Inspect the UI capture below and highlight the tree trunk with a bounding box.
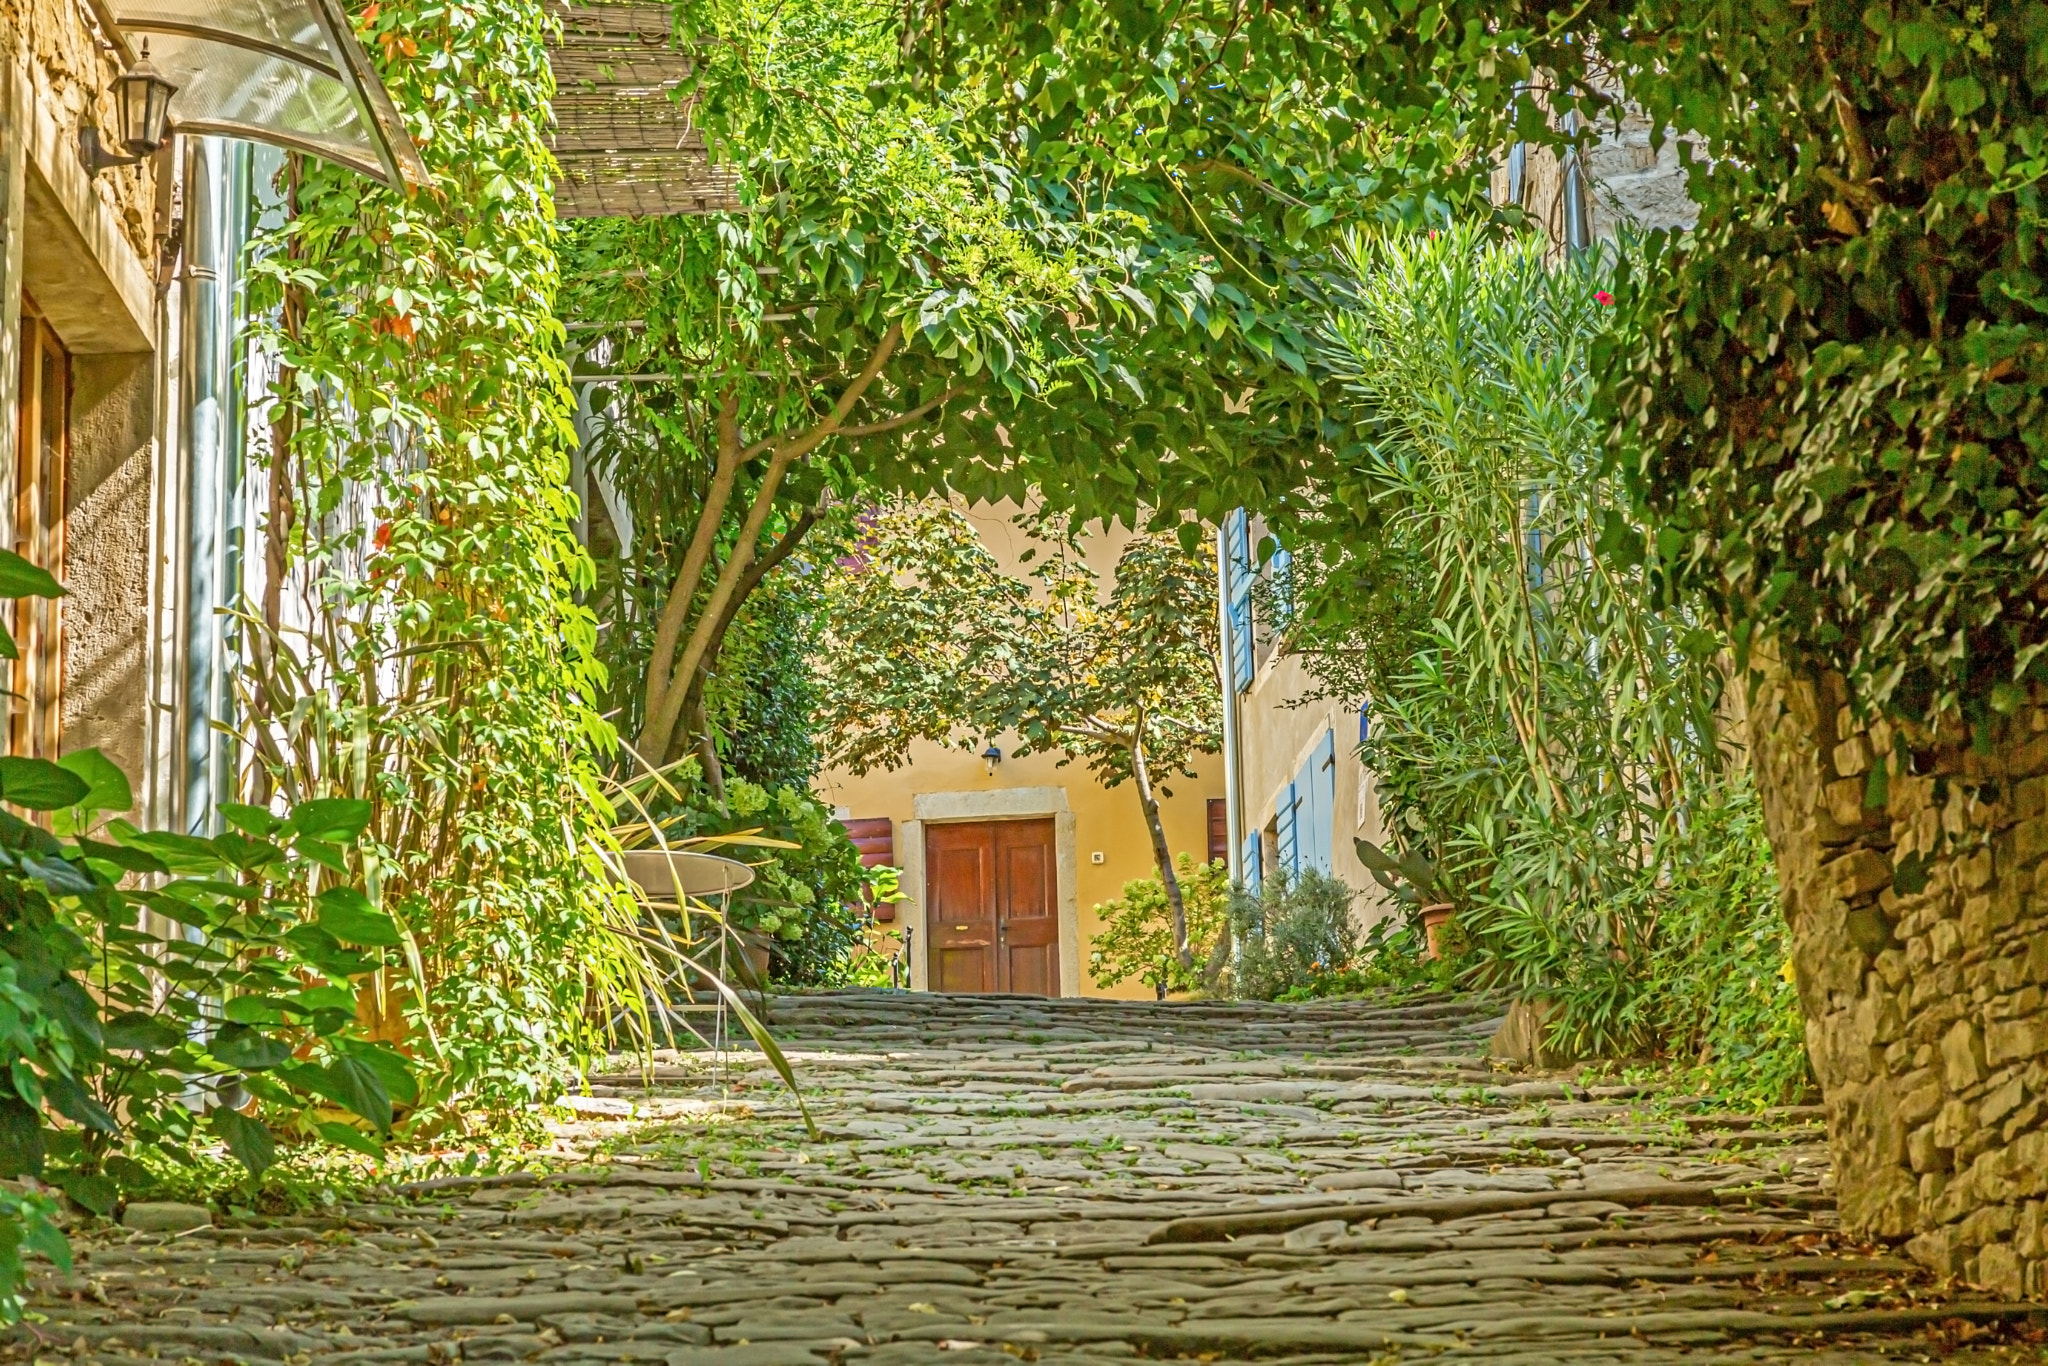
[1747,648,2048,1299]
[1129,736,1191,968]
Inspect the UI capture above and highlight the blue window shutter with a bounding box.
[1229,597,1254,692]
[1358,701,1370,746]
[1309,730,1336,874]
[1275,782,1299,875]
[1225,510,1255,692]
[1240,832,1263,895]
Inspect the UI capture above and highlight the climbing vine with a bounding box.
[242,0,617,1103]
[1597,0,2048,730]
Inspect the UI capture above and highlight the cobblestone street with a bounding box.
[11,992,2046,1365]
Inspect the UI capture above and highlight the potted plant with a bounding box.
[1354,838,1456,959]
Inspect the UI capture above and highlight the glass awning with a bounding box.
[94,0,428,188]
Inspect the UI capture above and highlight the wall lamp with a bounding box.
[982,743,1003,776]
[80,43,178,175]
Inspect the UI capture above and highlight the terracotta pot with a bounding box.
[1420,903,1456,960]
[730,928,773,985]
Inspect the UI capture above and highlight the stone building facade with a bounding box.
[1751,662,2048,1298]
[1,0,164,800]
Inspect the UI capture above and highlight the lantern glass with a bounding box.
[116,51,177,156]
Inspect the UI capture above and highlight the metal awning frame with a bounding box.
[82,0,430,189]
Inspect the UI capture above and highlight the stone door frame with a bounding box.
[899,786,1080,997]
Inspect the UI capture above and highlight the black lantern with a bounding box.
[79,42,178,174]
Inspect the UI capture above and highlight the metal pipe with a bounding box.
[1562,110,1592,253]
[178,135,223,833]
[177,136,249,833]
[1216,519,1243,884]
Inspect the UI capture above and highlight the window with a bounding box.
[12,297,67,760]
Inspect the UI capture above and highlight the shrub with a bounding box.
[1088,855,1230,997]
[1225,869,1362,1002]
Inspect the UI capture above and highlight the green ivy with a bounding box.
[1599,0,2048,726]
[241,0,614,1103]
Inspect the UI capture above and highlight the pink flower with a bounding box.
[1595,290,1615,306]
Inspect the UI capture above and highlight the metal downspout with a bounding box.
[1562,110,1593,254]
[1216,520,1243,884]
[178,137,249,833]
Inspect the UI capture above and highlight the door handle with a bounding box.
[953,925,969,931]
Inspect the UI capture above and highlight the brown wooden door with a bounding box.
[926,818,1059,995]
[12,297,66,761]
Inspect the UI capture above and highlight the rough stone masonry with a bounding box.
[1752,661,2048,1299]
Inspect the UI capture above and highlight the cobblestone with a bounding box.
[8,990,2047,1364]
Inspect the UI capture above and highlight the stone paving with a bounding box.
[10,990,2048,1366]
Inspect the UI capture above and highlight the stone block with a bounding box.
[1929,919,1963,963]
[121,1202,211,1233]
[1958,848,1995,891]
[1987,1015,2043,1068]
[2020,1201,2047,1259]
[1907,1226,1959,1276]
[1899,1069,1943,1126]
[1827,848,1895,902]
[1981,1076,2027,1127]
[1943,1019,1988,1090]
[1908,1123,1943,1174]
[2018,776,2048,821]
[1974,1241,2025,1298]
[1824,778,1874,834]
[1835,734,1873,777]
[1934,1098,1973,1150]
[2018,816,2048,867]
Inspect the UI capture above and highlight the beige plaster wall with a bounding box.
[817,739,1223,1001]
[1232,647,1394,927]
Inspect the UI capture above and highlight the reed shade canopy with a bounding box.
[546,0,740,218]
[86,0,427,186]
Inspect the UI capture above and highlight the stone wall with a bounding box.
[1749,655,2048,1298]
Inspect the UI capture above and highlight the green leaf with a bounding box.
[0,758,90,812]
[286,799,373,845]
[211,1108,276,1180]
[102,1012,187,1054]
[314,1120,384,1160]
[1944,75,1986,118]
[54,750,132,819]
[338,1040,418,1107]
[313,888,403,947]
[0,550,63,600]
[283,1058,392,1132]
[41,1072,116,1133]
[222,995,291,1026]
[112,826,224,874]
[0,1096,44,1177]
[51,1171,117,1216]
[217,803,284,838]
[207,1023,292,1071]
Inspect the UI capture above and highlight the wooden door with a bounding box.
[11,298,66,760]
[925,818,1059,995]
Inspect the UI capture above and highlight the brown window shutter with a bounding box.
[838,816,895,868]
[1207,799,1228,866]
